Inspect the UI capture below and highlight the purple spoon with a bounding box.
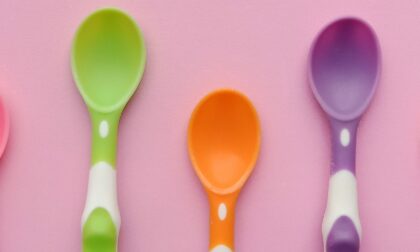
[309,18,380,252]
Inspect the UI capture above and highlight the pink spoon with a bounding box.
[0,98,9,158]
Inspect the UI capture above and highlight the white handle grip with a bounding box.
[82,161,120,230]
[322,170,361,252]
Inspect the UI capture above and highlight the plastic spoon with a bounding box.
[188,89,260,252]
[309,18,380,252]
[71,8,146,252]
[0,98,9,159]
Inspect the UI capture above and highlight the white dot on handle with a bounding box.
[99,120,109,138]
[218,203,227,221]
[211,245,232,252]
[340,128,350,147]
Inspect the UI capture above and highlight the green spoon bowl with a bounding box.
[71,8,146,252]
[72,8,146,112]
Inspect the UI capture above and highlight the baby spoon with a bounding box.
[71,8,146,252]
[0,98,9,159]
[188,89,260,252]
[309,18,380,252]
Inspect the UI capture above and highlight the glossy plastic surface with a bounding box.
[0,98,9,159]
[72,8,146,112]
[309,18,380,121]
[188,89,260,194]
[188,89,260,251]
[71,8,146,252]
[309,18,380,252]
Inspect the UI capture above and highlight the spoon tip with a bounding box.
[71,7,146,113]
[309,17,381,121]
[188,89,260,195]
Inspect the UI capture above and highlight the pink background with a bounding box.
[0,0,419,251]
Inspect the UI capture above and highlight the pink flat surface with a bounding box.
[0,0,419,251]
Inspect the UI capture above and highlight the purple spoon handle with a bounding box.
[322,119,362,252]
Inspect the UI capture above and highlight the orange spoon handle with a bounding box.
[208,192,238,252]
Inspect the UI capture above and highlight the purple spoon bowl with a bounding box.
[309,18,380,252]
[309,17,380,121]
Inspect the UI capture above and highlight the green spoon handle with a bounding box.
[82,110,122,252]
[90,110,122,166]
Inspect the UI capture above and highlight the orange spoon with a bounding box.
[188,89,260,252]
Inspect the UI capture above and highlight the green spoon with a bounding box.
[71,8,146,252]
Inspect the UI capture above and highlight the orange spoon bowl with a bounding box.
[188,89,260,252]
